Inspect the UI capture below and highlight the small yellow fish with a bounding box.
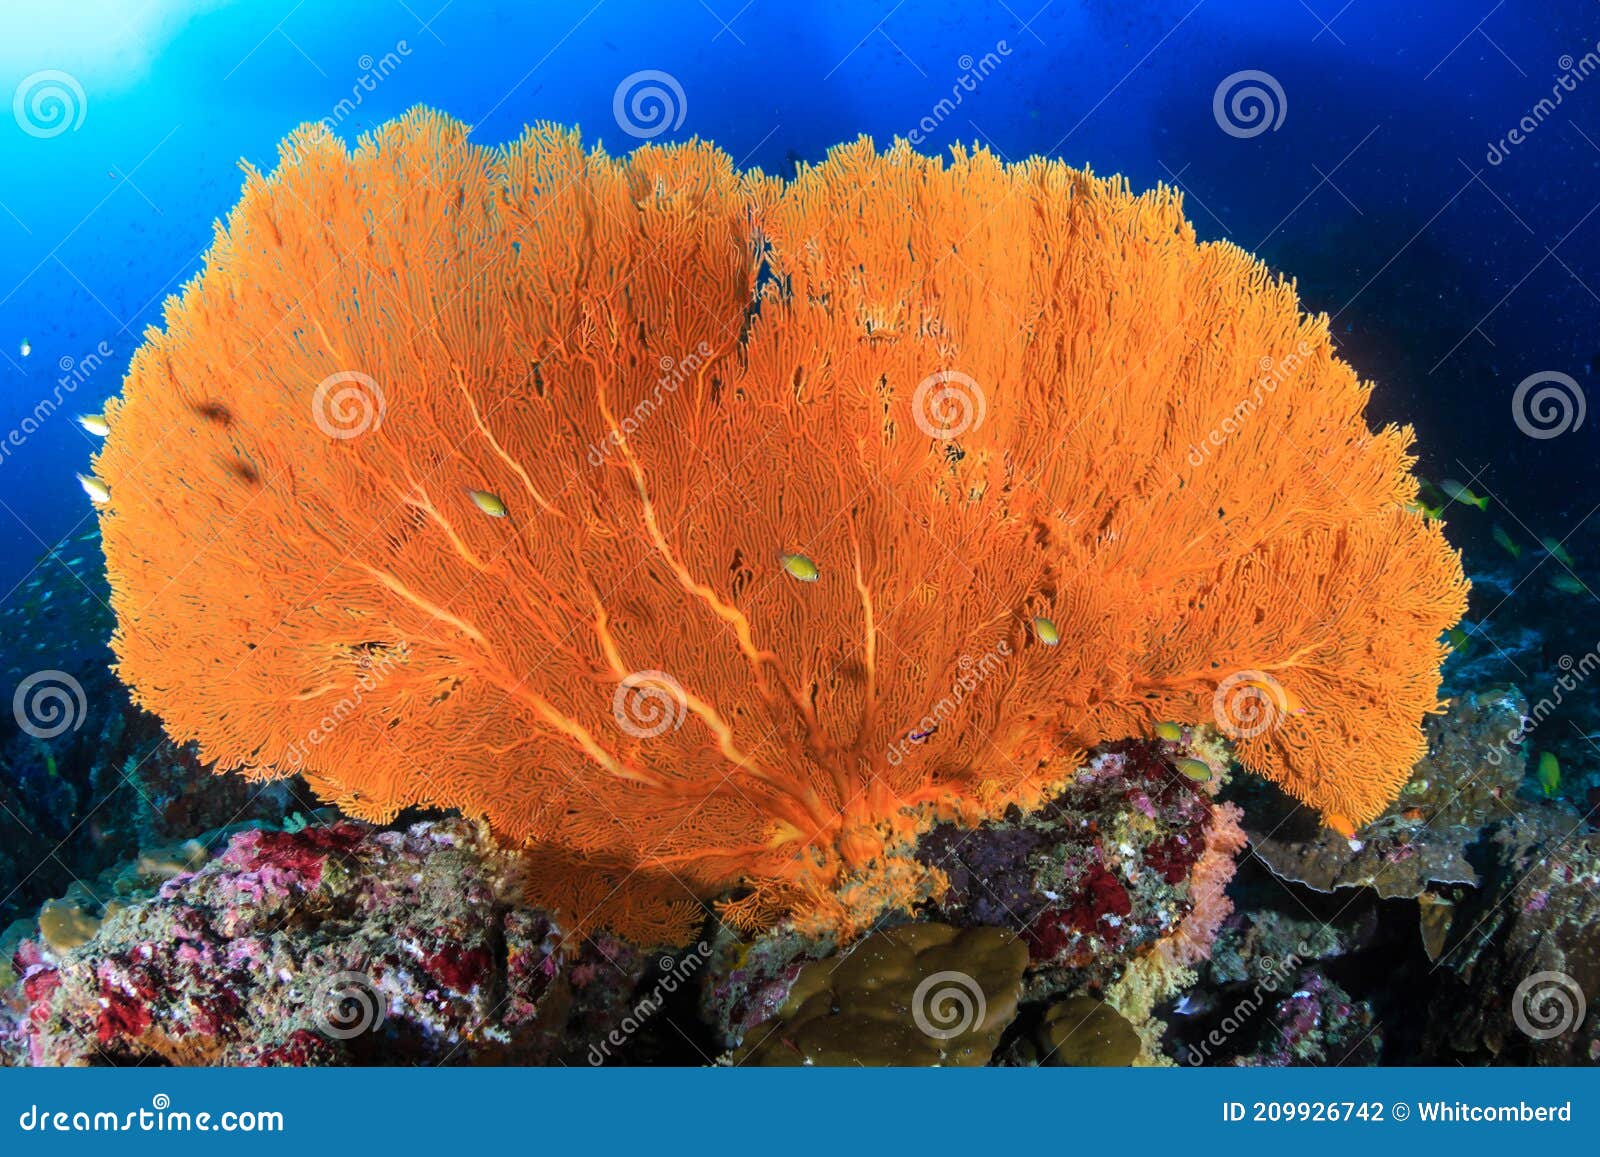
[1444,626,1474,654]
[75,472,110,505]
[1440,479,1488,510]
[19,338,30,358]
[1541,536,1575,567]
[1537,751,1560,798]
[779,553,819,582]
[76,413,109,437]
[1325,812,1356,839]
[1153,721,1183,742]
[467,489,507,518]
[1550,573,1589,596]
[1173,757,1211,783]
[1032,616,1059,646]
[1491,524,1521,560]
[1406,500,1445,521]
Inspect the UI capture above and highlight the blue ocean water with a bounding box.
[1,0,1597,598]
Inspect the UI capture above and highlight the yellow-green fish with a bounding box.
[1153,721,1183,742]
[76,413,109,437]
[467,489,507,518]
[1550,573,1589,596]
[779,553,819,583]
[1541,536,1575,567]
[75,472,110,505]
[1033,616,1059,646]
[1444,626,1474,655]
[1538,751,1560,798]
[1491,524,1521,560]
[1173,757,1212,783]
[1440,479,1488,510]
[1406,500,1444,521]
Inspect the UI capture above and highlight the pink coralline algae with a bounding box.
[0,818,647,1066]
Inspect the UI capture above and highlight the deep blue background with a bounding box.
[1,0,1596,600]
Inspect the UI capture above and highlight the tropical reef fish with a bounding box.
[1541,536,1575,567]
[1549,573,1589,596]
[1153,721,1183,741]
[467,489,507,517]
[1406,500,1444,521]
[75,473,110,505]
[1537,751,1560,798]
[76,413,110,437]
[779,552,819,582]
[1173,757,1211,782]
[1439,479,1488,510]
[1444,626,1474,655]
[1033,616,1059,646]
[1491,524,1521,560]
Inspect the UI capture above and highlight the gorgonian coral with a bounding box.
[96,109,1466,943]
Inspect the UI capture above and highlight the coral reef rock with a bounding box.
[1,817,646,1066]
[1424,811,1600,1064]
[726,923,1028,1066]
[1245,685,1528,899]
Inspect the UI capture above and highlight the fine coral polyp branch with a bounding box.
[97,108,1466,944]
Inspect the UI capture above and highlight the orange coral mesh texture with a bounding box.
[97,109,1467,945]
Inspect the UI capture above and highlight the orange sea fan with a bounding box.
[95,109,1466,944]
